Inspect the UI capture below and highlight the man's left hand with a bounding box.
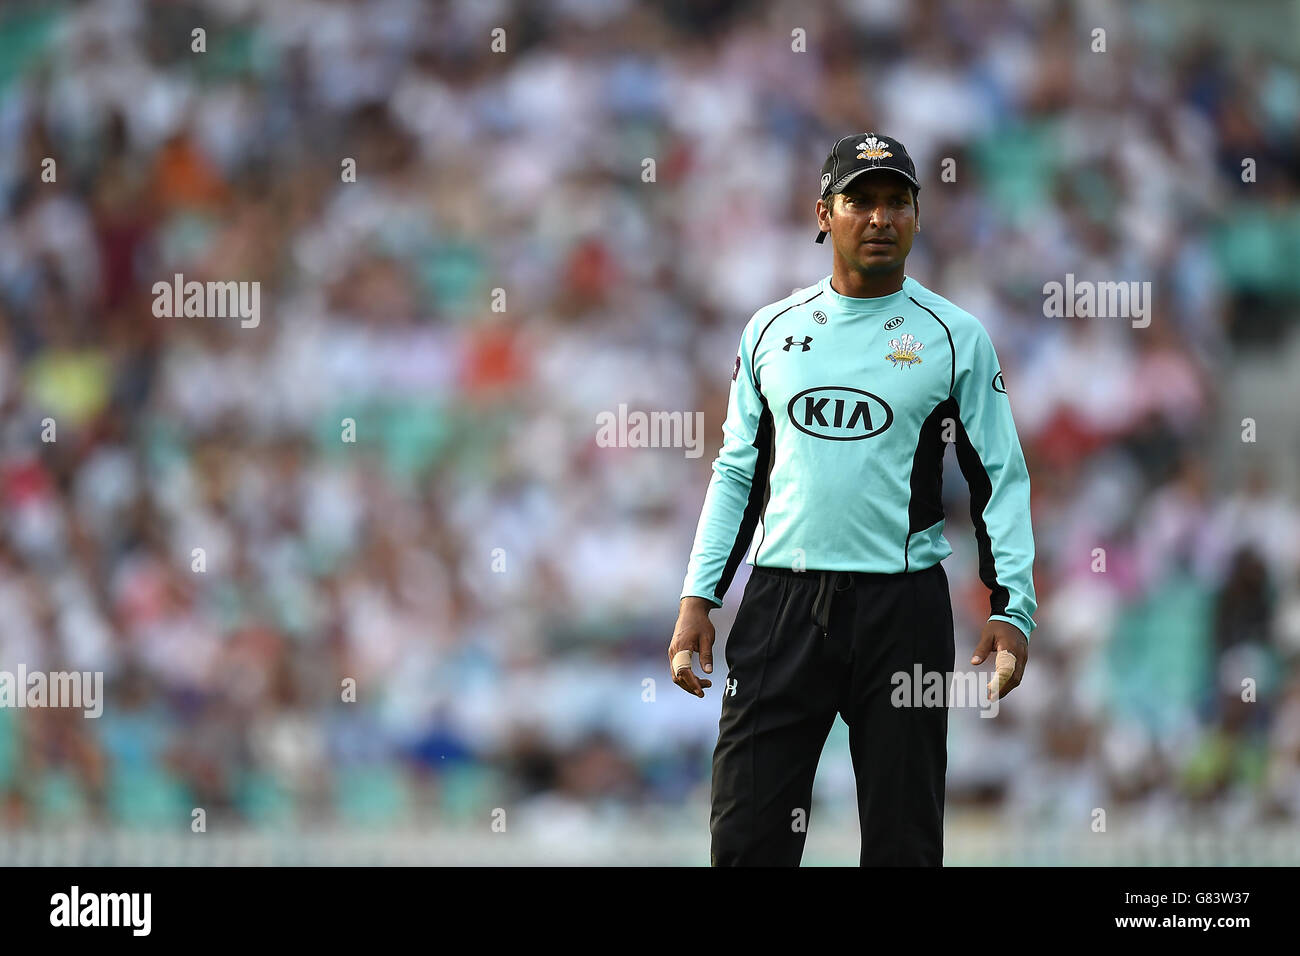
[971,620,1029,700]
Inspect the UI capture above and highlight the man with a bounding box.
[669,133,1037,866]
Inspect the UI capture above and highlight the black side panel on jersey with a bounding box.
[905,397,958,570]
[716,401,775,600]
[752,400,779,563]
[950,405,1010,617]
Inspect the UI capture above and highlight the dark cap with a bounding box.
[815,133,919,243]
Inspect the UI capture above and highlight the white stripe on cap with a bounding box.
[828,134,854,193]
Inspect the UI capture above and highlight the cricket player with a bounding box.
[669,133,1037,866]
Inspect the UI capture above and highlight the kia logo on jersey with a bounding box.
[787,386,894,440]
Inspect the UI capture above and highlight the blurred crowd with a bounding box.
[1,0,1299,840]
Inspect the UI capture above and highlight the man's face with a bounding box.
[817,172,918,275]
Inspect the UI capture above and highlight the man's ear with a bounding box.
[913,193,920,232]
[816,196,831,231]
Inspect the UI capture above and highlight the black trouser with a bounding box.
[709,562,955,866]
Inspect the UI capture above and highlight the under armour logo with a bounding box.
[726,678,738,696]
[784,336,812,352]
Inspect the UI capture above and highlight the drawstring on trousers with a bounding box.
[810,571,854,638]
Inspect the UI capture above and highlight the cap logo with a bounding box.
[856,135,892,160]
[820,172,832,193]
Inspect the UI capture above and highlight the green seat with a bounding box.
[0,709,16,790]
[34,769,88,823]
[108,767,192,827]
[334,765,411,826]
[235,770,296,825]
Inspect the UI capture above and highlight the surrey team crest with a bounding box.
[885,333,924,368]
[857,135,893,160]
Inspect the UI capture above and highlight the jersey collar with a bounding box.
[820,274,912,314]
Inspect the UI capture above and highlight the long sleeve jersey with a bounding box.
[681,273,1037,641]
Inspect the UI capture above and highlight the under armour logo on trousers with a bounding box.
[726,679,738,696]
[784,336,812,352]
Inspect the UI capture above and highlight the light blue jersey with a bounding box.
[681,274,1037,640]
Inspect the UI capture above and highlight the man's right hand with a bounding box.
[669,596,716,698]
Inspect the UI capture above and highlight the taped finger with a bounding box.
[988,649,1017,696]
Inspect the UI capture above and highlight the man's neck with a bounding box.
[831,262,905,299]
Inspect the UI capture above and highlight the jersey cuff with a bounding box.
[680,589,723,609]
